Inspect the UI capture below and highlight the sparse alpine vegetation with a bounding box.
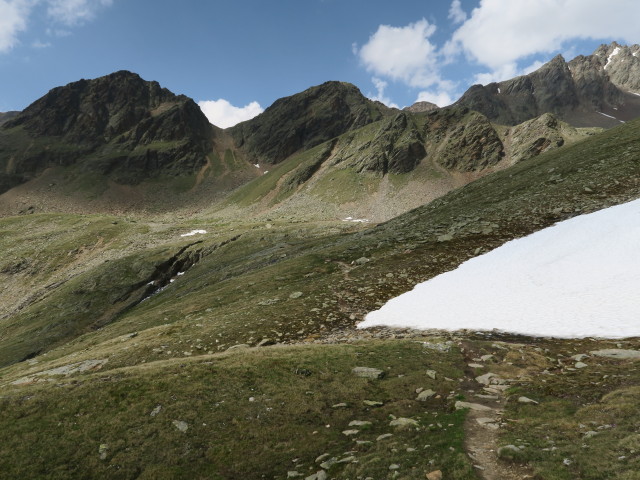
[1,42,640,479]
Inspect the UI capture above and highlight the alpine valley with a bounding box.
[1,43,639,480]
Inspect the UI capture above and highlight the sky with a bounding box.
[359,198,640,339]
[1,0,640,128]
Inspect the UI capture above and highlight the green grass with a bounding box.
[0,340,476,480]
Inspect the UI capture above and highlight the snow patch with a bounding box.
[359,199,640,339]
[497,87,501,94]
[343,217,370,223]
[254,163,260,168]
[597,111,624,123]
[632,92,640,97]
[605,46,621,69]
[180,229,207,237]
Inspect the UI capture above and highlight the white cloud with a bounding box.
[367,77,399,108]
[450,0,640,72]
[0,0,113,53]
[198,99,263,128]
[448,0,467,24]
[46,0,113,26]
[0,0,32,53]
[357,19,443,89]
[416,90,454,108]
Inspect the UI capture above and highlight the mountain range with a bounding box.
[1,42,640,480]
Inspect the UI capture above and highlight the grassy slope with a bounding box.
[0,119,639,478]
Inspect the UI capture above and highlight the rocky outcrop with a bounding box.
[0,111,18,125]
[403,101,439,113]
[0,71,213,188]
[455,43,640,127]
[423,108,505,171]
[229,81,393,165]
[505,113,577,164]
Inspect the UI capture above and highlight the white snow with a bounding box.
[633,92,640,97]
[359,199,640,339]
[180,229,207,237]
[605,46,621,69]
[597,111,624,123]
[343,217,370,223]
[497,87,501,94]
[254,163,260,168]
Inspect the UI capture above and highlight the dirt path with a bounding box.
[461,346,535,480]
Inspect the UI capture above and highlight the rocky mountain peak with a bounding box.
[229,80,394,165]
[0,71,214,189]
[403,101,439,113]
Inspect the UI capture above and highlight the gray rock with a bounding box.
[355,257,370,265]
[468,363,485,368]
[315,453,330,464]
[498,445,520,456]
[389,417,419,429]
[575,361,588,369]
[348,420,372,427]
[342,429,360,436]
[475,372,503,385]
[389,464,400,470]
[352,367,385,379]
[289,291,303,299]
[416,389,436,401]
[332,403,348,408]
[227,344,250,351]
[518,396,539,404]
[590,349,640,359]
[319,457,337,470]
[287,472,302,478]
[363,400,384,407]
[377,433,394,441]
[172,420,189,433]
[426,370,437,379]
[98,443,109,460]
[455,401,493,411]
[150,405,162,417]
[480,354,494,362]
[305,471,327,480]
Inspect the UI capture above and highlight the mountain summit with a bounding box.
[1,71,213,191]
[455,42,640,127]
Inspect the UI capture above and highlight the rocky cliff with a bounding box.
[229,81,394,165]
[455,42,640,128]
[0,71,213,190]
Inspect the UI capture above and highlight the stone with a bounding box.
[98,443,109,460]
[498,445,520,456]
[319,458,337,470]
[591,349,640,359]
[352,367,385,379]
[518,396,539,404]
[355,257,370,265]
[416,389,436,401]
[289,291,303,299]
[227,344,250,351]
[377,433,394,441]
[348,420,372,427]
[475,372,502,385]
[390,417,419,429]
[172,420,189,433]
[337,456,356,464]
[455,401,493,411]
[468,363,485,368]
[257,338,275,347]
[332,403,348,409]
[287,471,302,478]
[150,405,162,417]
[426,470,443,480]
[305,471,327,480]
[571,354,589,361]
[426,370,437,379]
[315,454,330,464]
[480,354,494,362]
[575,362,588,369]
[389,464,400,470]
[363,400,384,407]
[342,429,360,436]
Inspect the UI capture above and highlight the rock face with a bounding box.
[229,81,393,165]
[0,111,18,125]
[0,71,213,190]
[505,113,579,164]
[403,101,439,113]
[455,42,640,127]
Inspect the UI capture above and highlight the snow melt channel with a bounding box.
[359,199,640,338]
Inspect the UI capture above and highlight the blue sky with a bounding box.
[1,0,639,127]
